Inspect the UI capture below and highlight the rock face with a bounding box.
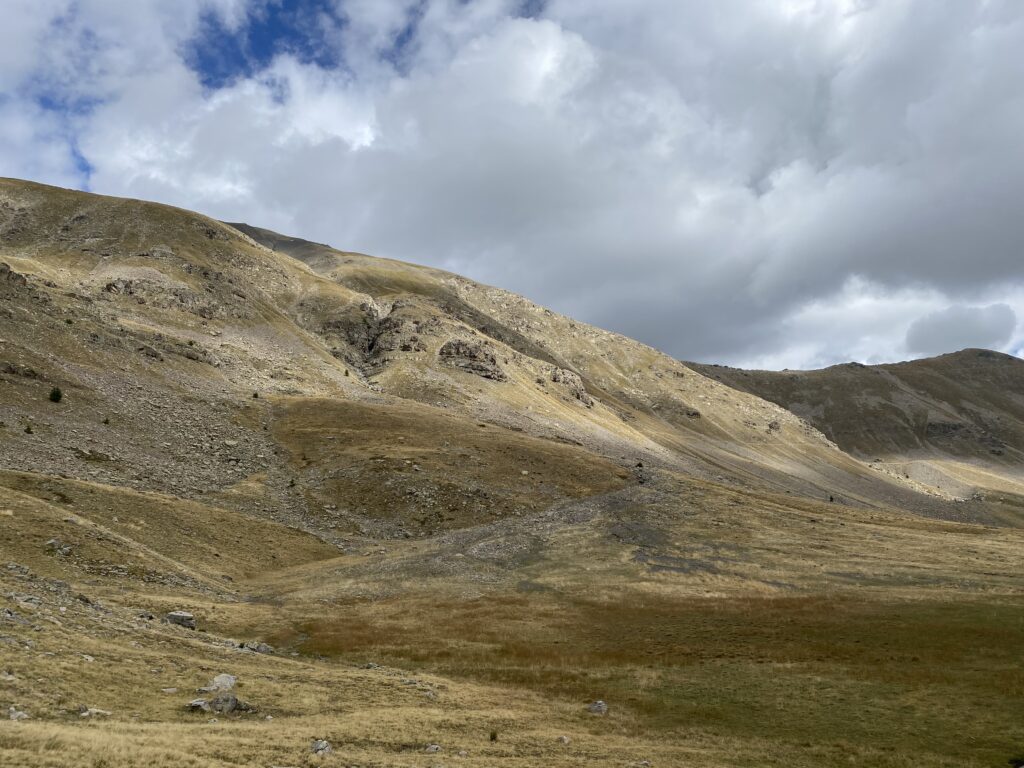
[165,610,196,630]
[550,367,593,406]
[0,262,27,288]
[438,339,506,381]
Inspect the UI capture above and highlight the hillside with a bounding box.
[2,178,1024,768]
[691,352,1024,506]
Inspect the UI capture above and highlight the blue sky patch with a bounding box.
[516,0,547,19]
[379,1,427,73]
[182,0,345,89]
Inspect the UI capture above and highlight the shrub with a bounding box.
[49,387,63,403]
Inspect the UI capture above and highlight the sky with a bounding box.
[2,0,1023,369]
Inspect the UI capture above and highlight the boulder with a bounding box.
[188,693,250,715]
[8,706,29,721]
[211,674,236,691]
[311,739,332,755]
[208,693,239,714]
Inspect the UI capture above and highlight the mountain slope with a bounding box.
[2,176,963,526]
[4,178,1024,768]
[691,350,1024,506]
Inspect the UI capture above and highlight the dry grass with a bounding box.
[277,592,1024,762]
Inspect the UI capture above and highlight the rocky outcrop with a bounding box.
[317,298,438,374]
[165,610,196,630]
[550,367,593,406]
[438,339,506,381]
[101,276,232,320]
[0,262,27,289]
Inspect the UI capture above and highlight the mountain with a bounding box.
[691,352,1024,514]
[2,178,1023,768]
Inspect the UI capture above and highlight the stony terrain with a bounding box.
[2,178,1023,767]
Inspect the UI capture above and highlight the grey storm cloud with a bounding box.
[2,0,1024,368]
[905,304,1017,358]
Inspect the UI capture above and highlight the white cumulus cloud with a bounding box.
[2,0,1024,369]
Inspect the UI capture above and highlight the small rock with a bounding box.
[557,735,571,745]
[188,698,211,713]
[44,539,72,556]
[425,744,441,753]
[8,706,29,721]
[311,739,332,755]
[78,706,112,718]
[587,700,609,715]
[165,610,196,630]
[161,688,178,694]
[240,640,273,654]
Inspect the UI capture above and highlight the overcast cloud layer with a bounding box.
[2,0,1023,368]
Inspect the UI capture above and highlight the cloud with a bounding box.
[2,0,1024,368]
[905,304,1017,358]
